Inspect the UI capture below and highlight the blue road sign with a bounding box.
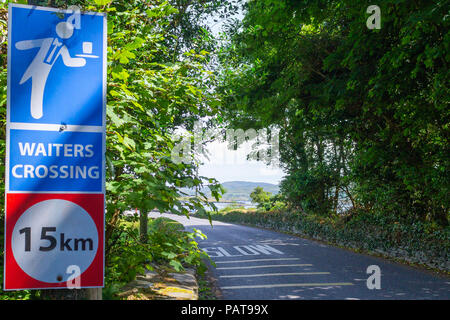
[9,129,103,192]
[8,4,105,126]
[6,4,106,193]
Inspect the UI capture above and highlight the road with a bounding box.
[149,212,450,300]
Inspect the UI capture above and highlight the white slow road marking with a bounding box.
[216,264,312,270]
[220,272,331,278]
[215,258,300,264]
[221,283,354,290]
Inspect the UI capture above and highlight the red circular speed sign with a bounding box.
[4,193,104,290]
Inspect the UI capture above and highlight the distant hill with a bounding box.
[181,181,279,202]
[221,181,279,201]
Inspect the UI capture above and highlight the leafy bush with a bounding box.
[104,216,210,298]
[220,205,252,213]
[250,187,272,207]
[149,217,185,234]
[147,217,209,272]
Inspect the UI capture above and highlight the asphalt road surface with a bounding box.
[148,212,450,300]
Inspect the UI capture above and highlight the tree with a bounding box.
[250,187,271,208]
[218,0,449,225]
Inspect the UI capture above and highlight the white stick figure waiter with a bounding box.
[15,12,97,119]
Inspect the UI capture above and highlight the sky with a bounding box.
[198,139,285,185]
[195,5,285,185]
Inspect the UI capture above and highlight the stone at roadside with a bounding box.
[117,267,198,300]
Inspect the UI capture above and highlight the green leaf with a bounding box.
[106,107,124,127]
[94,0,112,6]
[169,260,183,271]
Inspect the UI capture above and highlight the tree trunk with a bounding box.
[139,209,148,243]
[315,138,326,214]
[40,288,102,300]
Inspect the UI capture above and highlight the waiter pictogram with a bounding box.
[15,13,98,119]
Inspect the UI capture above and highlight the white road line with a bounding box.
[221,283,354,290]
[216,264,312,270]
[215,258,300,264]
[220,272,330,278]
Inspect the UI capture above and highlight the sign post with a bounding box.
[4,4,106,292]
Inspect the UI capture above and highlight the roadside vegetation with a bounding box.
[218,0,449,231]
[103,216,209,299]
[0,0,238,300]
[201,1,450,273]
[195,187,450,273]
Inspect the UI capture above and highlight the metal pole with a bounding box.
[25,0,102,300]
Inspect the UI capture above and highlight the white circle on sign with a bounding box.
[11,199,98,284]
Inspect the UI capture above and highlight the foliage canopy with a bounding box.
[218,0,449,226]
